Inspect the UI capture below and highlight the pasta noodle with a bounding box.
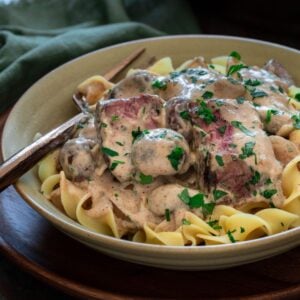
[37,52,300,247]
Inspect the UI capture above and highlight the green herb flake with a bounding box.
[265,178,272,185]
[227,64,248,76]
[227,229,237,243]
[179,110,190,120]
[178,188,190,204]
[266,109,279,124]
[231,121,255,137]
[295,93,300,101]
[165,209,171,222]
[111,115,119,122]
[270,201,276,208]
[261,189,277,199]
[207,220,222,230]
[236,96,245,104]
[209,64,215,69]
[229,143,237,148]
[292,114,300,129]
[240,227,245,233]
[167,146,184,171]
[202,91,214,99]
[229,51,241,60]
[197,101,216,124]
[189,193,205,208]
[139,173,153,185]
[250,89,268,99]
[213,189,228,201]
[218,125,227,135]
[101,147,119,157]
[132,127,149,143]
[100,122,107,128]
[152,79,167,90]
[116,141,124,146]
[109,160,125,171]
[215,155,224,167]
[249,170,260,185]
[244,79,261,86]
[239,141,256,162]
[182,218,191,225]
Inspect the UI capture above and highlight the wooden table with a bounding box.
[1,107,300,300]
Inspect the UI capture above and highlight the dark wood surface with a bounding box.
[1,109,300,299]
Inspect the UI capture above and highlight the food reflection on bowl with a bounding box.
[2,35,300,270]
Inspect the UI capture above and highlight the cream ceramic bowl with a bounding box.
[2,35,300,270]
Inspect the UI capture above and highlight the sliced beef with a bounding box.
[95,94,165,182]
[189,99,284,208]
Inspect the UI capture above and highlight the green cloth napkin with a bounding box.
[0,0,200,113]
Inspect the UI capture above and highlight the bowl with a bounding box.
[2,35,300,270]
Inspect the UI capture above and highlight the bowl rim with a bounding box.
[2,34,300,255]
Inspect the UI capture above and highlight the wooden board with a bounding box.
[1,108,300,299]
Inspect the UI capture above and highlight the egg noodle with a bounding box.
[38,54,300,246]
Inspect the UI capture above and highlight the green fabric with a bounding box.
[0,0,200,113]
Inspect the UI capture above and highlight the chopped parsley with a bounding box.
[244,79,261,86]
[250,89,268,99]
[152,79,167,90]
[218,125,227,135]
[202,91,214,99]
[207,220,222,230]
[292,114,300,129]
[265,178,272,185]
[215,155,224,167]
[182,218,191,225]
[231,121,255,137]
[197,101,216,124]
[295,93,300,101]
[236,96,245,104]
[109,160,125,171]
[111,115,119,122]
[167,146,184,171]
[260,189,277,199]
[131,127,149,143]
[213,189,228,201]
[266,109,279,124]
[227,64,248,76]
[165,209,171,222]
[101,147,119,157]
[178,188,215,214]
[100,122,107,128]
[249,170,260,185]
[179,110,190,120]
[116,141,124,146]
[240,227,245,233]
[139,173,153,185]
[227,229,237,243]
[239,142,256,162]
[229,51,241,60]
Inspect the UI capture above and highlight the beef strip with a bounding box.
[95,94,166,182]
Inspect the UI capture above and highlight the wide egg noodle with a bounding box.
[76,194,120,238]
[38,149,59,183]
[41,173,61,198]
[147,57,174,75]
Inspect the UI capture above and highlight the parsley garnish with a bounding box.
[266,109,279,124]
[139,173,153,185]
[215,155,224,167]
[197,101,216,124]
[101,147,119,157]
[202,91,214,99]
[292,114,300,129]
[265,178,272,185]
[109,160,125,171]
[249,170,260,185]
[179,110,190,120]
[250,89,268,99]
[244,79,261,86]
[100,122,107,128]
[182,218,191,225]
[111,115,119,122]
[236,96,245,104]
[218,125,227,135]
[240,227,245,233]
[131,127,149,143]
[165,209,171,222]
[116,141,124,146]
[231,121,255,137]
[152,79,167,90]
[260,189,277,199]
[229,51,241,60]
[213,189,228,201]
[295,93,300,101]
[178,189,215,214]
[227,64,248,76]
[207,220,222,230]
[239,142,256,162]
[167,146,184,171]
[227,229,237,243]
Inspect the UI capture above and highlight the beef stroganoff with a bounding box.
[38,52,300,246]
